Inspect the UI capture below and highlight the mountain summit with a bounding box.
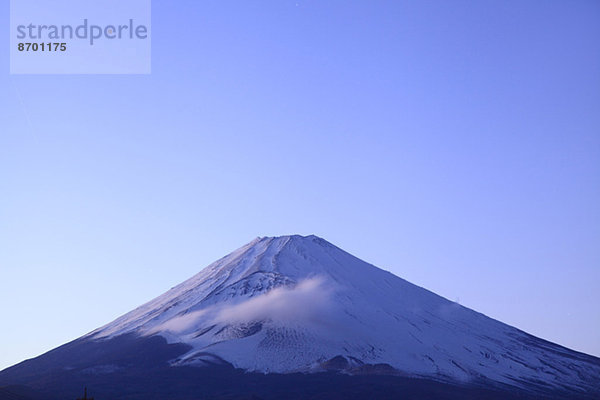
[1,235,599,399]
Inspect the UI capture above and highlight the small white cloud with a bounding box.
[213,276,333,325]
[146,277,335,336]
[150,309,209,334]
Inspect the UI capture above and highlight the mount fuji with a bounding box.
[1,235,598,400]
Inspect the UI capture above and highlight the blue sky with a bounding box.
[1,0,599,370]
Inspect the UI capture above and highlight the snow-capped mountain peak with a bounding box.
[86,235,599,392]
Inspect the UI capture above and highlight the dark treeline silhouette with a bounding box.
[76,387,93,400]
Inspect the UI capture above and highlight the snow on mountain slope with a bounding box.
[88,235,599,393]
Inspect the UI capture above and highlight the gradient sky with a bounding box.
[1,0,599,371]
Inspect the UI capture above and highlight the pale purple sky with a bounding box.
[1,0,599,370]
